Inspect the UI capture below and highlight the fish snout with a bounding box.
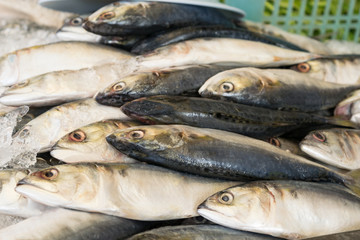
[16,179,28,186]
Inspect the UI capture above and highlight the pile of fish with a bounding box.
[2,0,360,239]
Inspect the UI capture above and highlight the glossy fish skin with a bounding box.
[131,25,306,54]
[334,89,360,124]
[136,38,320,71]
[0,169,51,218]
[199,68,360,112]
[290,57,360,85]
[84,2,240,36]
[127,224,280,240]
[51,120,140,163]
[0,62,137,107]
[120,95,353,138]
[300,128,360,170]
[95,65,239,107]
[16,163,239,220]
[0,41,134,87]
[106,124,351,185]
[14,98,129,153]
[265,137,307,157]
[198,181,360,239]
[0,208,150,240]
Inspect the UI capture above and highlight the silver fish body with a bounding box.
[14,98,129,153]
[127,224,280,240]
[0,41,134,87]
[136,38,319,71]
[198,181,360,239]
[0,208,150,240]
[15,163,240,220]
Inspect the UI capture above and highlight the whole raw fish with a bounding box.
[106,124,360,195]
[198,181,360,239]
[199,67,360,112]
[15,163,240,220]
[136,38,320,71]
[0,41,134,87]
[84,1,242,36]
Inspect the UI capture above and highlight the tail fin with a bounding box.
[345,169,360,196]
[326,116,359,129]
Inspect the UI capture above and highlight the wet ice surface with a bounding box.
[0,19,59,56]
[0,106,40,169]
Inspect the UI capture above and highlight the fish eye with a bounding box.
[296,63,311,73]
[112,82,126,92]
[218,192,234,205]
[17,126,30,138]
[69,130,86,142]
[40,168,59,180]
[268,137,281,147]
[312,132,326,142]
[99,11,115,20]
[220,82,234,92]
[71,17,83,25]
[128,130,145,139]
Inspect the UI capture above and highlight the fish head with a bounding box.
[51,120,137,163]
[57,15,101,42]
[95,72,156,107]
[290,60,324,80]
[198,184,272,230]
[334,90,360,120]
[106,125,187,156]
[0,53,19,87]
[84,2,151,35]
[199,68,273,99]
[0,170,28,206]
[120,96,176,124]
[300,129,351,167]
[15,165,97,207]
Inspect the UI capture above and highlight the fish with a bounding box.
[0,61,137,107]
[199,67,360,112]
[290,57,360,85]
[198,181,360,239]
[0,208,151,240]
[84,1,242,36]
[127,224,279,240]
[95,65,239,107]
[237,20,333,55]
[334,89,360,123]
[15,163,240,220]
[0,41,134,87]
[120,95,356,138]
[0,169,52,218]
[136,38,320,71]
[131,25,306,54]
[106,124,360,194]
[13,98,129,153]
[325,40,360,55]
[300,128,360,170]
[51,120,140,163]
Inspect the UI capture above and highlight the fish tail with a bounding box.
[345,169,360,196]
[326,117,359,129]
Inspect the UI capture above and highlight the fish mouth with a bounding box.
[106,134,133,155]
[16,180,58,194]
[83,21,133,36]
[95,92,135,107]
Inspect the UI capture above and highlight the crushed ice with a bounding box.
[0,106,40,169]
